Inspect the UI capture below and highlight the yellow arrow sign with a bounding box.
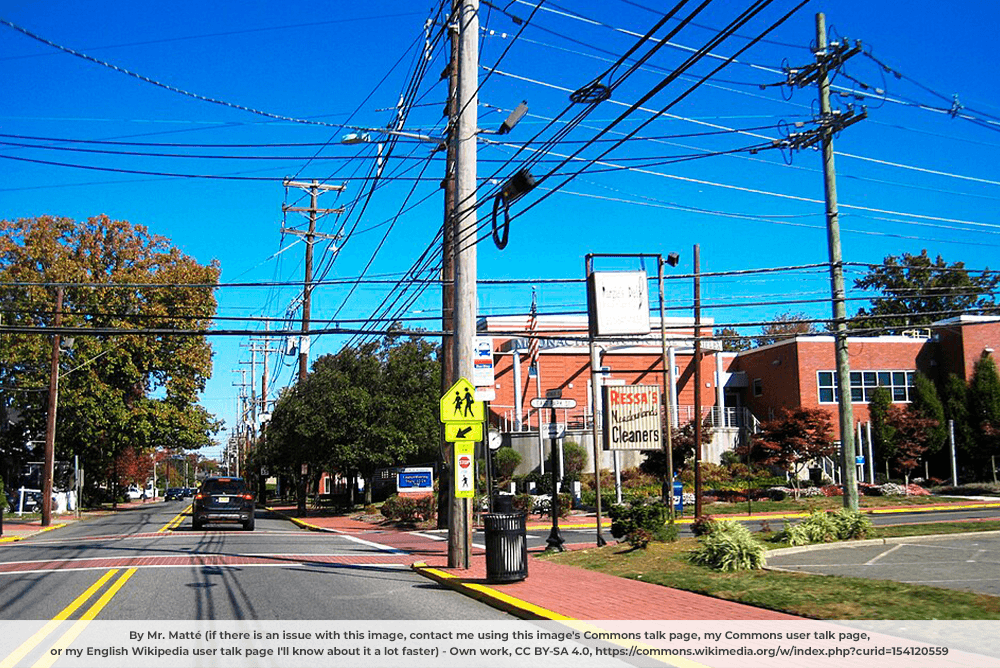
[445,421,483,443]
[439,377,484,423]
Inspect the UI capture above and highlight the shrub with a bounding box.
[781,509,873,545]
[609,500,670,548]
[689,520,766,571]
[781,510,838,546]
[493,447,522,481]
[690,514,718,537]
[379,494,435,522]
[932,483,1000,496]
[831,508,873,540]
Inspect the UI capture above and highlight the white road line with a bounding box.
[865,543,902,566]
[0,562,411,576]
[340,534,408,554]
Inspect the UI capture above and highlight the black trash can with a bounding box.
[483,495,527,583]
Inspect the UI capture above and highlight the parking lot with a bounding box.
[767,531,1000,596]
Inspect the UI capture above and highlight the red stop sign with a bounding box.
[458,455,471,469]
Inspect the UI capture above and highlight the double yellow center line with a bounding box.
[158,503,192,533]
[0,568,136,668]
[1,506,187,666]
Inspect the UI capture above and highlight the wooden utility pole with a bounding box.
[815,13,858,510]
[282,179,345,515]
[449,0,479,569]
[281,180,345,382]
[657,258,675,521]
[42,287,63,527]
[693,245,703,518]
[438,0,460,531]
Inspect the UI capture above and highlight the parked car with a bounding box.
[164,487,185,501]
[126,487,143,501]
[192,477,255,531]
[8,490,41,514]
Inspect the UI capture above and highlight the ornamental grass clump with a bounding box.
[781,510,839,546]
[831,508,873,540]
[781,509,873,546]
[688,520,766,572]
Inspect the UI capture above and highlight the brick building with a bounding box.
[478,314,1000,473]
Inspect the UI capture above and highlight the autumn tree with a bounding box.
[0,215,221,501]
[740,407,837,498]
[885,405,938,487]
[849,250,998,334]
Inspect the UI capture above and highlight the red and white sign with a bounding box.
[603,384,662,450]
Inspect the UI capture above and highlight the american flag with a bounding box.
[528,290,539,370]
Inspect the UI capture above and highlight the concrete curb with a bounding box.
[0,522,67,543]
[262,506,342,533]
[410,562,572,621]
[766,529,1000,557]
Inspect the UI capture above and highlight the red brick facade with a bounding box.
[480,315,1000,449]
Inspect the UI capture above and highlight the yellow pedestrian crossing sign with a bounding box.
[439,377,484,423]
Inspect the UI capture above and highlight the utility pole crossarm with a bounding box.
[282,181,346,192]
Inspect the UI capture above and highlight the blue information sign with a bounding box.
[397,467,434,492]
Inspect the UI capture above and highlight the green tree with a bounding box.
[849,250,998,334]
[717,327,751,352]
[969,354,1000,478]
[909,373,947,455]
[754,311,820,347]
[0,215,221,503]
[640,417,712,480]
[867,386,896,473]
[264,335,440,509]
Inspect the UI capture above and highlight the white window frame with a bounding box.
[817,369,915,404]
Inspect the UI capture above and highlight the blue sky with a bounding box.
[2,1,998,460]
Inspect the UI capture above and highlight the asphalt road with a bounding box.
[0,501,513,621]
[768,532,1000,596]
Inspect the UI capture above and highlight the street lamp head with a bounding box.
[666,252,680,267]
[340,132,371,145]
[497,101,529,135]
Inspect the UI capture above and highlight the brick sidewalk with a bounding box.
[268,506,801,621]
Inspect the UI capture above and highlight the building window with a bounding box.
[817,370,915,404]
[753,378,763,397]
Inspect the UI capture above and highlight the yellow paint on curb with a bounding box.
[411,562,571,620]
[411,563,709,668]
[0,523,66,544]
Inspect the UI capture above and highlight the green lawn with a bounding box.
[539,521,1000,619]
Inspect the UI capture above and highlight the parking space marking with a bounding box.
[864,543,902,566]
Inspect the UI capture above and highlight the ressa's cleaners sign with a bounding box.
[602,385,662,450]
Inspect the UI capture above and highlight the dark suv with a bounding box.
[192,477,255,531]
